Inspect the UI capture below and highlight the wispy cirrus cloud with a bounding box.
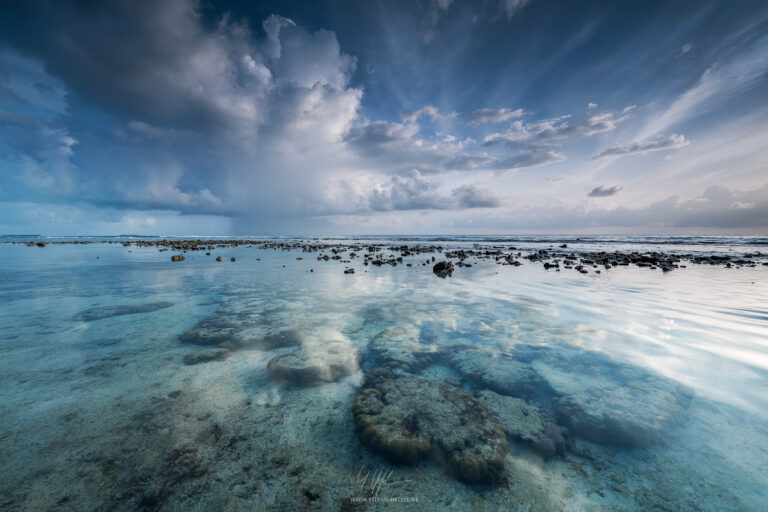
[592,134,689,160]
[465,107,524,124]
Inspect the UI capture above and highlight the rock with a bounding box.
[475,390,564,457]
[73,301,173,322]
[230,257,236,262]
[352,374,509,484]
[267,339,360,386]
[183,349,231,365]
[432,261,454,278]
[519,344,695,447]
[343,268,354,274]
[449,346,550,400]
[216,256,223,262]
[368,325,442,372]
[171,254,185,262]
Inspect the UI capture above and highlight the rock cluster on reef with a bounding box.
[352,369,509,484]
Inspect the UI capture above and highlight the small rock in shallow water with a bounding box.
[171,254,185,262]
[352,373,509,484]
[432,260,454,278]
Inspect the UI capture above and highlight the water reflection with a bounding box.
[0,242,766,510]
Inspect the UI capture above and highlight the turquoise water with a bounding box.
[0,239,766,510]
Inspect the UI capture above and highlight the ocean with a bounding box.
[0,235,766,510]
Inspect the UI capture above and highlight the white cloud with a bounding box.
[465,107,524,123]
[592,134,689,160]
[502,0,532,19]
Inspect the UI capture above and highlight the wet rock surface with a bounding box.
[73,302,173,322]
[352,370,509,484]
[432,260,454,277]
[267,339,360,386]
[475,389,565,457]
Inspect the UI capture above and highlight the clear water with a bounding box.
[0,237,766,511]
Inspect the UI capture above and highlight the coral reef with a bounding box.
[267,339,360,386]
[352,371,509,484]
[475,389,565,457]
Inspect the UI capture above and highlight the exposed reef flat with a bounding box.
[73,301,173,322]
[10,237,768,275]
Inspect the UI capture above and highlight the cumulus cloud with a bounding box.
[465,108,524,123]
[485,110,630,146]
[592,134,689,160]
[367,170,500,211]
[588,185,623,197]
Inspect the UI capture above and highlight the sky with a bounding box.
[1,0,767,235]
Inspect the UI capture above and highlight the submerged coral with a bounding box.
[267,339,360,386]
[475,389,565,457]
[368,325,442,372]
[352,371,509,484]
[450,343,694,448]
[73,302,173,322]
[449,346,550,400]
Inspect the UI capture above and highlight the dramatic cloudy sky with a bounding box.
[1,0,767,235]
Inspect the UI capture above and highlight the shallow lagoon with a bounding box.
[0,238,767,510]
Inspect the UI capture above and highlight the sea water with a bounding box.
[0,236,766,510]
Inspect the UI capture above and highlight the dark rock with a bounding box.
[216,256,223,262]
[432,261,454,278]
[171,254,185,262]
